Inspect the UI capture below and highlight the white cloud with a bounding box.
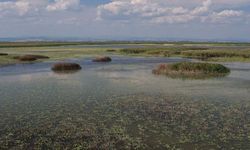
[46,0,80,12]
[204,10,244,23]
[215,10,243,17]
[97,0,248,24]
[191,0,211,15]
[0,0,80,16]
[0,0,48,16]
[0,1,30,16]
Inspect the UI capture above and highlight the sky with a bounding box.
[0,0,250,41]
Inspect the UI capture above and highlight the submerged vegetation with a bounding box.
[0,93,249,149]
[153,62,230,79]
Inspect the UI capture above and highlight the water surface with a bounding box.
[0,56,249,149]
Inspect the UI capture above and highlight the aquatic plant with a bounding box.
[51,62,82,72]
[153,62,230,79]
[92,56,112,62]
[0,87,249,149]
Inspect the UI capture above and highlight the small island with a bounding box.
[51,62,82,73]
[92,56,112,62]
[153,62,230,79]
[14,55,50,62]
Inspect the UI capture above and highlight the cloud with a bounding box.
[204,10,244,23]
[0,0,81,16]
[97,0,248,24]
[0,0,48,16]
[191,0,211,15]
[0,1,30,16]
[46,0,80,12]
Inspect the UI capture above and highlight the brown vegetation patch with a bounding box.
[52,62,82,72]
[14,55,50,61]
[92,56,112,62]
[0,53,8,56]
[153,62,230,79]
[106,49,116,52]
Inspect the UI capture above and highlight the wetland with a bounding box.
[0,42,250,149]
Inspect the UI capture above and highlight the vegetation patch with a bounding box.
[120,49,147,54]
[118,46,250,62]
[153,62,230,79]
[51,62,82,73]
[92,56,112,62]
[0,53,8,56]
[14,55,50,62]
[106,49,117,52]
[181,50,250,59]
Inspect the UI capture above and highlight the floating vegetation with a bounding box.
[92,56,112,62]
[51,62,82,73]
[153,62,230,79]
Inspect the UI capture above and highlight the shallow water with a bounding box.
[1,56,249,102]
[0,56,250,149]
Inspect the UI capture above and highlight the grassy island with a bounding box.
[153,62,230,79]
[52,62,82,73]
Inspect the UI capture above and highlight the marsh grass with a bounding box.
[181,50,250,59]
[118,45,250,62]
[153,62,230,79]
[51,62,82,72]
[13,55,50,62]
[1,42,250,66]
[0,46,108,66]
[92,56,112,62]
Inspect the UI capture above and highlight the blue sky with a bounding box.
[0,0,250,41]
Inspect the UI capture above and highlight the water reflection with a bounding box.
[52,69,81,74]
